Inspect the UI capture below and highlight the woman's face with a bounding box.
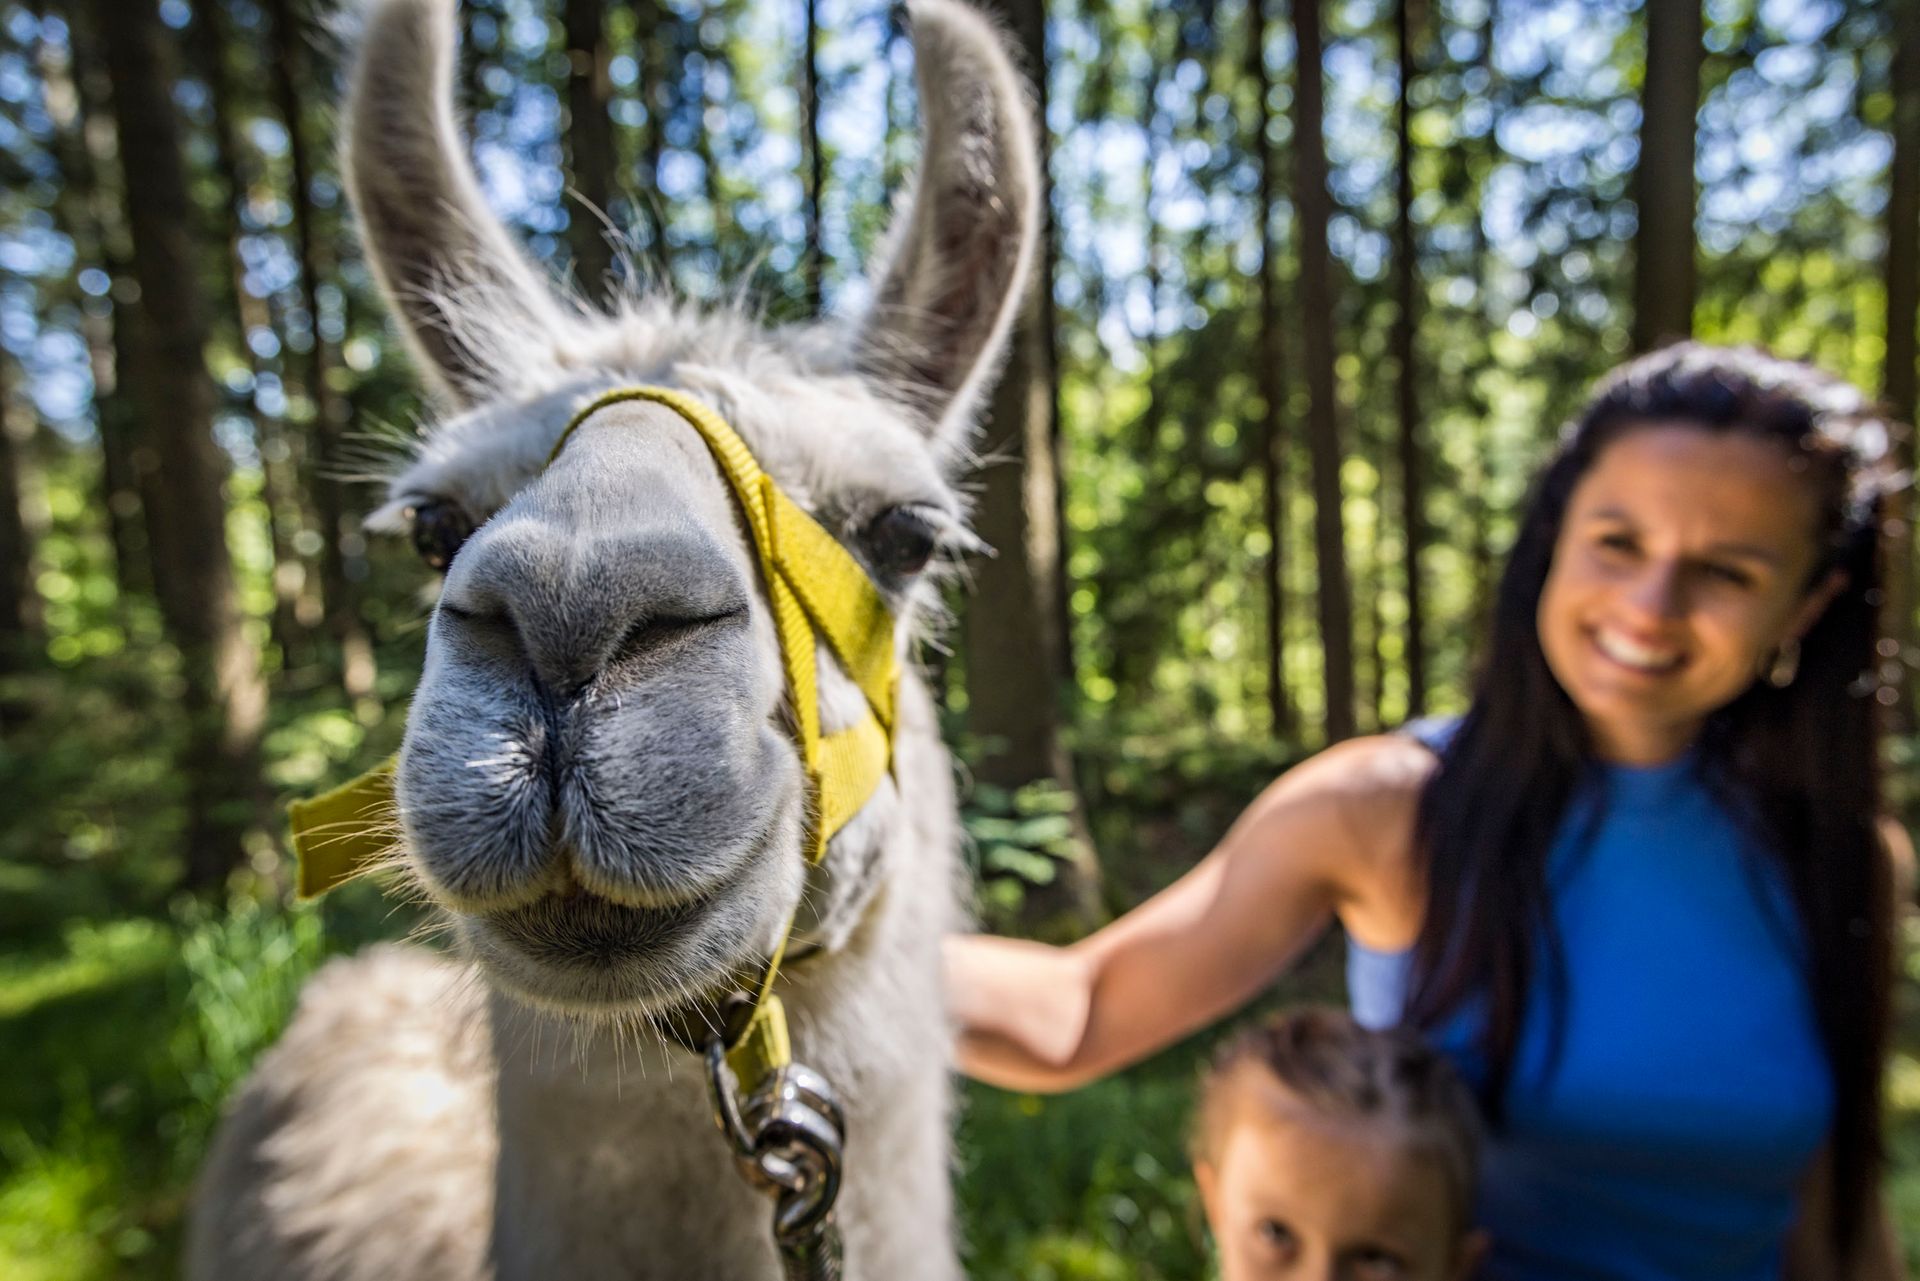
[1536,424,1840,766]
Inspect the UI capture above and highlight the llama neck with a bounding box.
[484,679,963,1280]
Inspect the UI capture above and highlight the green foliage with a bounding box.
[964,776,1086,930]
[958,1069,1208,1281]
[168,896,325,1116]
[0,863,340,1277]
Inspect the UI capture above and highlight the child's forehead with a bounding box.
[1227,1069,1410,1154]
[1215,1097,1457,1234]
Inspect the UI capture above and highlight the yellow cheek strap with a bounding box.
[287,386,903,1090]
[552,387,898,866]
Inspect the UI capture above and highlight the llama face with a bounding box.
[343,0,1036,1016]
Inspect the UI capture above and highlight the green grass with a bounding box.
[3,872,1919,1278]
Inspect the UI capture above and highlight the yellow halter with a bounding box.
[287,385,902,1088]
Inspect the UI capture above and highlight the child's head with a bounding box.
[1192,1008,1486,1281]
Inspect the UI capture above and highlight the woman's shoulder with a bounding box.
[1243,733,1439,938]
[1274,730,1441,816]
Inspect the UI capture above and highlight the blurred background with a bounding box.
[0,0,1916,1275]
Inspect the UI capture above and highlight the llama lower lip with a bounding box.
[468,845,779,1013]
[484,891,713,970]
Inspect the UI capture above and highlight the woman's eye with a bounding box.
[409,500,474,572]
[1700,561,1754,589]
[863,506,940,578]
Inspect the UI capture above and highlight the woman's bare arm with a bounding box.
[945,736,1431,1092]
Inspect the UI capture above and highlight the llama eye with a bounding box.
[863,507,940,578]
[408,500,474,572]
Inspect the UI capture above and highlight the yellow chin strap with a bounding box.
[288,385,901,1089]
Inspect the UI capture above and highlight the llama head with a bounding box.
[344,0,1037,1016]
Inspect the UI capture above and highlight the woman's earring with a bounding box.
[1766,636,1801,688]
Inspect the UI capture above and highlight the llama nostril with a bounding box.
[439,601,531,660]
[607,607,750,677]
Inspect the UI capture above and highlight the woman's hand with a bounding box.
[945,735,1435,1092]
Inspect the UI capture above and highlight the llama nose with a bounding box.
[440,513,755,700]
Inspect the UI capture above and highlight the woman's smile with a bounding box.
[1587,623,1686,676]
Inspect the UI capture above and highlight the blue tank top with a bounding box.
[1348,725,1832,1279]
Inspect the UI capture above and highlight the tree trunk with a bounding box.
[564,0,618,299]
[266,0,378,707]
[964,0,1100,931]
[41,2,150,602]
[187,0,308,668]
[692,19,728,274]
[1466,0,1498,639]
[1366,475,1388,729]
[1393,0,1427,718]
[623,0,670,263]
[460,0,491,120]
[1289,0,1357,742]
[1248,0,1294,739]
[1886,0,1920,732]
[95,0,266,890]
[1630,0,1702,353]
[0,355,40,671]
[801,0,825,311]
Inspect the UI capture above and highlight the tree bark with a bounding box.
[95,0,266,889]
[964,0,1100,931]
[1366,477,1388,729]
[801,0,825,311]
[1885,0,1920,731]
[619,0,669,265]
[1248,0,1294,738]
[40,2,149,602]
[1289,0,1357,742]
[692,18,728,274]
[0,355,40,670]
[265,0,378,706]
[564,0,618,299]
[187,0,308,668]
[1393,0,1427,718]
[1466,0,1498,638]
[460,0,491,120]
[1630,0,1702,353]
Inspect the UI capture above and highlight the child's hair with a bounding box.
[1194,1007,1482,1234]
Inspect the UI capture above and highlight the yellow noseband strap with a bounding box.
[287,385,903,1087]
[547,386,899,866]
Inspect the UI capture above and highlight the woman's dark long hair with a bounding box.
[1405,344,1905,1259]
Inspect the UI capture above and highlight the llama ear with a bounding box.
[852,0,1041,456]
[343,0,569,407]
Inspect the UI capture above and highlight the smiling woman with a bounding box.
[946,343,1910,1280]
[1537,426,1845,766]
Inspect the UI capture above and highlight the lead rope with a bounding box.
[704,996,846,1280]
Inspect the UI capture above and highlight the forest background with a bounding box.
[1,0,1918,1275]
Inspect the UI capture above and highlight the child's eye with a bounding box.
[1255,1216,1296,1253]
[1596,530,1638,557]
[1351,1246,1409,1278]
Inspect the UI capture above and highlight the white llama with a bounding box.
[184,0,1038,1276]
